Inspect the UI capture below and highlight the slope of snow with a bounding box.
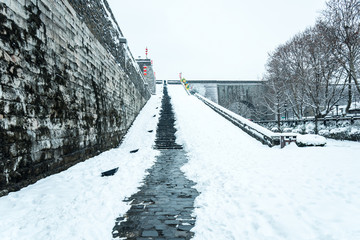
[0,86,163,240]
[168,85,360,240]
[1,83,360,240]
[196,93,277,138]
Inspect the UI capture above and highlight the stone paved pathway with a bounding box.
[112,85,199,240]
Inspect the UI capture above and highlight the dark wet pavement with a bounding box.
[112,85,199,240]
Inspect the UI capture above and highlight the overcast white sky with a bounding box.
[107,0,326,80]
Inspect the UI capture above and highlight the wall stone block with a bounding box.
[0,0,150,196]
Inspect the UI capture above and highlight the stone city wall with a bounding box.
[0,0,151,196]
[217,84,270,120]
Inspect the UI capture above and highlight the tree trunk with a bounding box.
[346,74,352,113]
[350,58,360,96]
[277,109,281,132]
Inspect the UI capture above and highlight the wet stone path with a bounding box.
[112,86,199,240]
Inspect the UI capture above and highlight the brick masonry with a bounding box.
[0,0,151,196]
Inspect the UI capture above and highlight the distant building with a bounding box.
[160,79,273,120]
[136,59,156,94]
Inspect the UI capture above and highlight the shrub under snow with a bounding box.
[296,134,327,147]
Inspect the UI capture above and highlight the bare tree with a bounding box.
[279,36,309,119]
[262,25,345,132]
[263,37,310,120]
[261,0,359,126]
[322,0,360,112]
[262,50,288,130]
[300,25,346,132]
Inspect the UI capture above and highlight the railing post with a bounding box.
[280,136,285,148]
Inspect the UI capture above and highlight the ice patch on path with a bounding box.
[168,84,360,240]
[0,86,163,240]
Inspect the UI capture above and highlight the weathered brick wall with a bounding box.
[0,0,151,196]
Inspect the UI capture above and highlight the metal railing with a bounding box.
[255,116,360,126]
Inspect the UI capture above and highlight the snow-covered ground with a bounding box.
[0,86,163,240]
[168,85,360,240]
[1,83,360,240]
